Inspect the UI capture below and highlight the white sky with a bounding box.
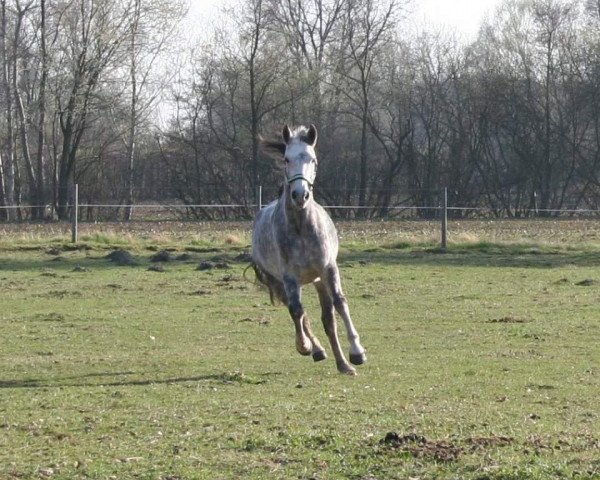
[187,0,502,42]
[414,0,500,40]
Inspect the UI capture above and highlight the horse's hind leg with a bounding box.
[283,275,312,356]
[324,265,366,366]
[301,315,327,362]
[315,280,356,375]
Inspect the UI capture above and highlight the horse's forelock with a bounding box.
[289,126,310,144]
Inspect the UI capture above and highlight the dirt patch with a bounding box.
[150,250,173,262]
[106,249,137,266]
[234,252,252,263]
[239,317,270,326]
[188,289,212,296]
[379,432,462,463]
[379,432,599,461]
[379,433,517,462]
[197,260,230,271]
[465,435,514,452]
[523,434,600,454]
[575,278,597,286]
[148,264,165,272]
[487,316,528,324]
[36,290,83,299]
[32,313,66,322]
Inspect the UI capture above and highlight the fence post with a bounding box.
[441,187,448,250]
[71,183,78,243]
[258,185,262,211]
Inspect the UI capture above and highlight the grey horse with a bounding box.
[251,124,366,375]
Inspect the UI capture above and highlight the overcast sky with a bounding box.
[186,0,502,42]
[414,0,500,39]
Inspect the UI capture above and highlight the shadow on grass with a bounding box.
[0,249,248,273]
[0,371,281,389]
[339,242,600,268]
[2,242,600,272]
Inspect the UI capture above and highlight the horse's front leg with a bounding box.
[315,280,355,375]
[324,264,367,366]
[283,274,312,356]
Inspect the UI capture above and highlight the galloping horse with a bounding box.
[251,124,366,375]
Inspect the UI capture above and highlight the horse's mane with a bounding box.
[259,135,285,159]
[259,126,312,159]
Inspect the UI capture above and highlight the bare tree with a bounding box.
[532,0,578,213]
[120,0,185,220]
[336,0,398,212]
[367,40,414,215]
[269,0,345,125]
[12,1,37,217]
[51,0,134,219]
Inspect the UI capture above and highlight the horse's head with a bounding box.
[260,124,319,209]
[280,124,318,209]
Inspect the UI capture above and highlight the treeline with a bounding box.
[2,0,600,220]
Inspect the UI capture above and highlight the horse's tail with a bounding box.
[244,261,284,306]
[242,263,255,284]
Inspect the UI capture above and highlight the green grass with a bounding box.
[1,221,599,479]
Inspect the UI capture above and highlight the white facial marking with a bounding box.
[285,140,317,208]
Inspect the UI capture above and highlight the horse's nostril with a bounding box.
[291,191,298,200]
[303,191,310,201]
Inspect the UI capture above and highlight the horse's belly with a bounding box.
[289,253,329,284]
[254,245,324,285]
[299,270,321,285]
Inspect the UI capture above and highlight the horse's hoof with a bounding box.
[337,363,357,375]
[350,352,366,365]
[312,350,327,362]
[296,341,312,356]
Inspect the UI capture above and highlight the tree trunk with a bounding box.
[358,109,368,216]
[57,113,75,219]
[124,0,140,221]
[13,4,39,218]
[248,0,263,204]
[34,0,48,219]
[1,0,16,220]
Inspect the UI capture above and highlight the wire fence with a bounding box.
[2,185,600,248]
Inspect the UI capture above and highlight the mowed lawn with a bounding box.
[0,220,599,479]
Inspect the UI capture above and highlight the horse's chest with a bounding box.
[280,232,327,268]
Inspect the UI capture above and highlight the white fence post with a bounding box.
[441,187,448,250]
[71,183,78,243]
[258,185,262,211]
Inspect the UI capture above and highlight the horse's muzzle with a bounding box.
[291,188,311,208]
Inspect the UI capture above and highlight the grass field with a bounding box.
[1,219,599,479]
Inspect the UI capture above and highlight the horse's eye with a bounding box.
[284,157,290,164]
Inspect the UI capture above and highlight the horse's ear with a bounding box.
[306,124,317,146]
[282,125,292,144]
